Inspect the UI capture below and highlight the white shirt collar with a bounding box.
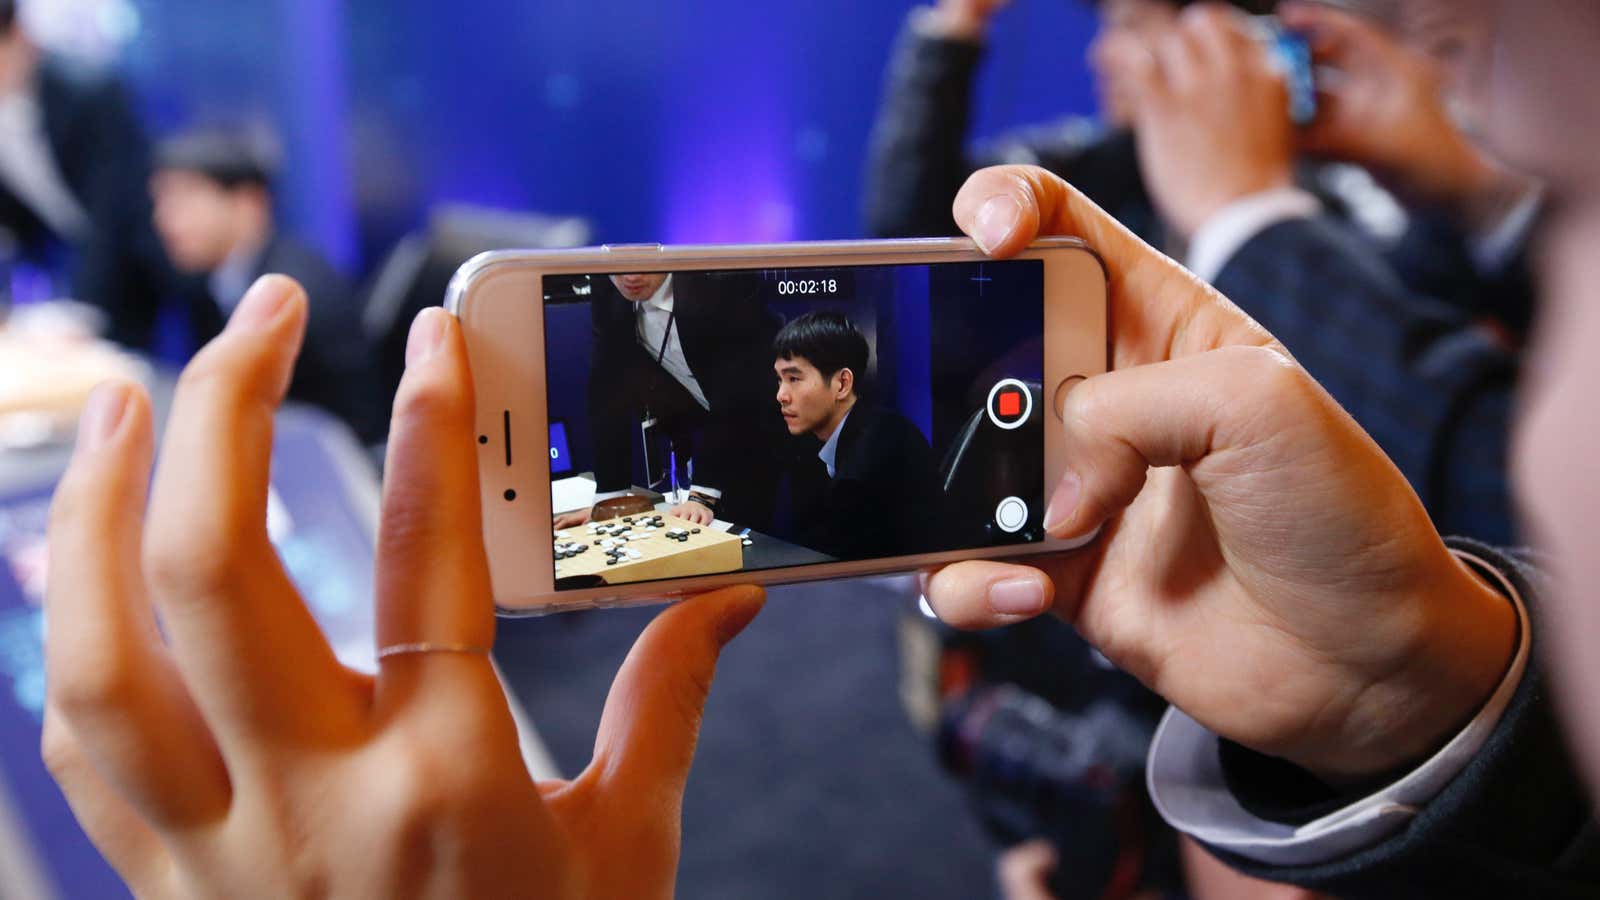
[641,275,675,312]
[817,406,852,479]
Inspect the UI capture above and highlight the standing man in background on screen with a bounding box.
[568,271,785,530]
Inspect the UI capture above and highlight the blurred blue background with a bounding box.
[108,0,1099,276]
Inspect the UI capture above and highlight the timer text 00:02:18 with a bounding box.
[777,279,838,295]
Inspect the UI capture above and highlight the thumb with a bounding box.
[588,586,765,804]
[922,344,1316,633]
[951,165,1273,368]
[1046,344,1307,541]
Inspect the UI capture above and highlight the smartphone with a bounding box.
[446,238,1108,615]
[1252,15,1318,126]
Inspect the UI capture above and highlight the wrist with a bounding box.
[1176,169,1295,240]
[1300,553,1518,787]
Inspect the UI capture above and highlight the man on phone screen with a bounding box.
[573,271,785,529]
[773,311,944,559]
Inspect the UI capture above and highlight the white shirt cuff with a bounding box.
[1145,549,1531,867]
[687,484,722,499]
[1186,188,1323,283]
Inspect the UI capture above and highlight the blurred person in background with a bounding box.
[1088,0,1521,544]
[864,0,1272,248]
[1282,1,1542,343]
[863,0,1516,545]
[0,0,168,328]
[150,126,381,441]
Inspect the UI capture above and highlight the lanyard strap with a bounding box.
[650,307,678,368]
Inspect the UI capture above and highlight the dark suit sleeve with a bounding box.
[863,16,988,238]
[1213,215,1518,545]
[1205,540,1600,899]
[587,299,637,493]
[266,240,384,442]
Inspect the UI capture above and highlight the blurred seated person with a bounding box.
[560,272,784,529]
[773,312,942,559]
[150,127,380,440]
[0,0,168,330]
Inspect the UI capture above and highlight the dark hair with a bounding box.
[0,1,14,32]
[773,311,870,392]
[155,126,281,191]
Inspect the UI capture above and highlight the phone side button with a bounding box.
[1053,376,1087,422]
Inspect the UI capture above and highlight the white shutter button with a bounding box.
[995,496,1029,534]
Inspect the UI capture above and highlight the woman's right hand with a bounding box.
[925,167,1517,785]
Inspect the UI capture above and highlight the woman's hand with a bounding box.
[44,276,763,898]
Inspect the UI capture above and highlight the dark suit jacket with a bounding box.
[587,273,783,511]
[1214,540,1600,898]
[1387,207,1539,342]
[1213,215,1517,545]
[0,57,171,346]
[787,404,943,560]
[178,233,381,441]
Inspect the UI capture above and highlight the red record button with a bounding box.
[986,379,1034,430]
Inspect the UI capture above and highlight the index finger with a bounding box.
[142,276,361,747]
[951,165,1274,367]
[1278,1,1384,62]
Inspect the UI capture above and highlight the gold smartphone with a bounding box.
[446,237,1108,615]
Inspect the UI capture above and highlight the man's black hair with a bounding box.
[155,126,281,191]
[0,1,14,32]
[773,311,870,392]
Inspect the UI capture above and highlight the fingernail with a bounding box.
[973,194,1022,254]
[227,275,297,333]
[989,577,1048,617]
[77,382,131,453]
[715,588,766,645]
[1042,472,1082,533]
[406,308,450,368]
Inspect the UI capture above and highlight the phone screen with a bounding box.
[542,260,1045,590]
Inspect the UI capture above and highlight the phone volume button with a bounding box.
[601,243,664,253]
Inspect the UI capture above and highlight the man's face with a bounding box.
[774,355,842,437]
[610,273,668,303]
[1088,0,1182,128]
[1427,0,1600,793]
[150,170,245,273]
